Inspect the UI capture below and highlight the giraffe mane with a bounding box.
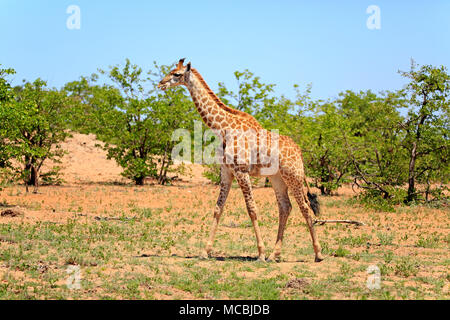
[190,68,262,128]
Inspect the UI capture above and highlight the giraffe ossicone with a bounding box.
[159,58,323,262]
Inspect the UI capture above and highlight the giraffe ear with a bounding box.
[186,62,191,71]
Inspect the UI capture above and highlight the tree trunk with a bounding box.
[319,184,332,196]
[24,164,39,193]
[31,166,39,193]
[135,176,144,186]
[158,143,173,185]
[158,157,166,185]
[405,105,428,203]
[407,142,417,203]
[319,176,333,196]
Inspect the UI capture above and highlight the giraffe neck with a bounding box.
[185,69,230,132]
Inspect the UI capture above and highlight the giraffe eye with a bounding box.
[173,73,181,77]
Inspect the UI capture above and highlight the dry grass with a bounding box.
[0,134,448,300]
[0,183,448,300]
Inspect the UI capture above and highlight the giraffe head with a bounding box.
[158,58,191,91]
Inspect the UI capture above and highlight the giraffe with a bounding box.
[158,59,323,262]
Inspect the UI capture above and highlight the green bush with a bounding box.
[202,163,221,185]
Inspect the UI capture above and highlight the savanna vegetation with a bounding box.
[0,60,448,300]
[1,59,448,208]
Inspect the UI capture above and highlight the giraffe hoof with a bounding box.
[314,255,324,263]
[267,254,280,263]
[257,255,266,262]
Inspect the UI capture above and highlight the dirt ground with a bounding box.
[0,133,448,300]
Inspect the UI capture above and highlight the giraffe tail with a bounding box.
[307,192,321,216]
[304,177,320,216]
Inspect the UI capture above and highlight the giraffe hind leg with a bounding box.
[234,170,266,261]
[281,172,324,262]
[267,173,292,262]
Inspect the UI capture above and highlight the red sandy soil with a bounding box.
[56,132,209,185]
[0,133,447,300]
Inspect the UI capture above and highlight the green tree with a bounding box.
[3,79,71,192]
[65,59,196,185]
[217,69,276,117]
[63,74,122,133]
[0,66,16,170]
[399,62,450,203]
[299,101,352,195]
[0,66,15,103]
[338,90,407,204]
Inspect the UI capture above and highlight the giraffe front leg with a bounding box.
[234,171,266,261]
[201,165,233,259]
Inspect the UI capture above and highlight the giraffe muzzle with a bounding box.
[158,82,168,90]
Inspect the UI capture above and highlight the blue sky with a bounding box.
[1,1,449,101]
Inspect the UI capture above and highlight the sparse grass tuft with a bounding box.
[394,257,420,277]
[0,183,447,300]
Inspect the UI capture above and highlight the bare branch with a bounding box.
[314,219,365,226]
